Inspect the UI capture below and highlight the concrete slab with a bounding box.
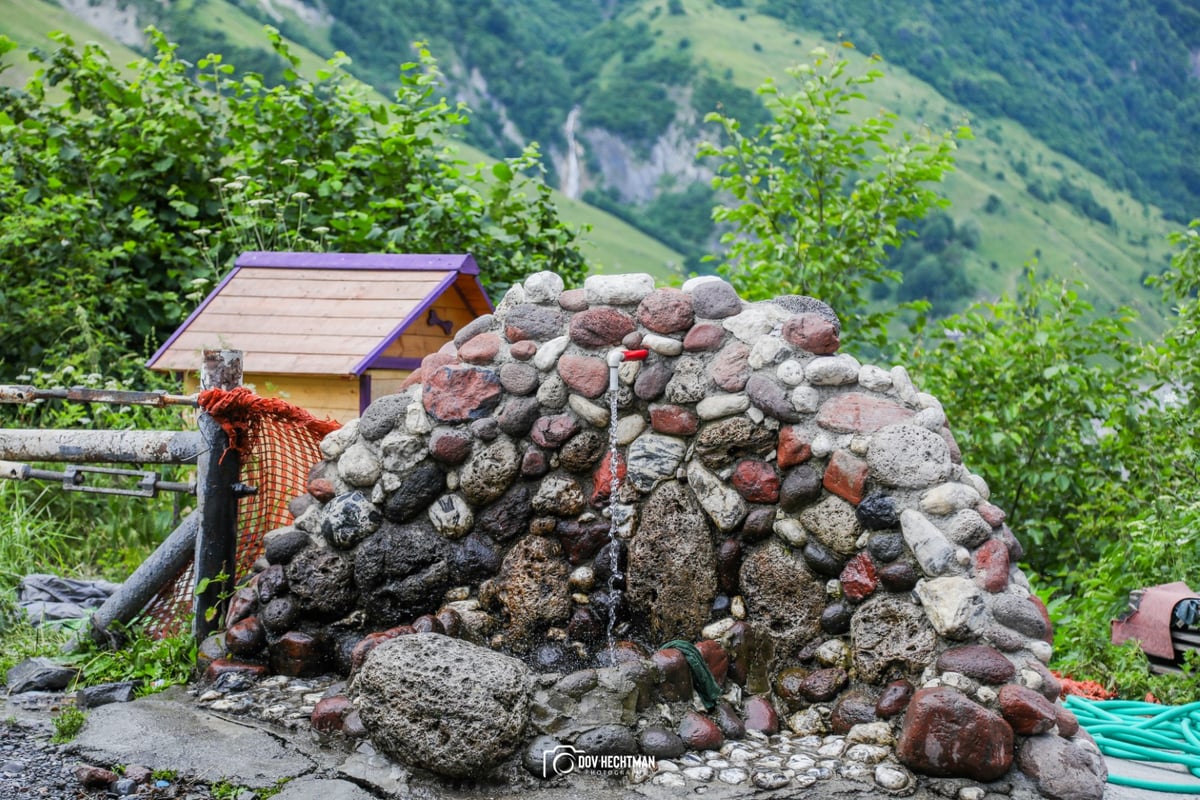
[1103,755,1200,799]
[64,686,315,789]
[274,778,376,800]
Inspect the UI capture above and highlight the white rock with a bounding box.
[967,472,991,500]
[405,402,432,434]
[702,617,736,640]
[746,405,765,424]
[718,768,750,785]
[568,394,610,428]
[849,435,870,455]
[688,460,748,531]
[584,273,656,305]
[774,518,808,547]
[749,336,790,369]
[846,721,894,746]
[845,744,891,764]
[959,787,986,800]
[319,420,359,459]
[786,754,816,772]
[916,576,988,639]
[752,771,790,790]
[777,359,808,386]
[532,335,571,371]
[723,306,776,343]
[874,763,915,792]
[917,392,943,411]
[858,364,893,392]
[787,709,827,737]
[815,639,851,668]
[920,482,983,516]
[696,392,751,420]
[617,359,640,386]
[791,384,821,414]
[731,595,747,619]
[817,739,846,758]
[1029,639,1053,663]
[915,406,947,431]
[811,432,836,458]
[656,760,681,772]
[642,332,683,357]
[681,274,724,292]
[867,424,952,489]
[890,365,919,405]
[522,270,564,303]
[975,686,998,704]
[682,766,715,782]
[652,772,686,788]
[807,354,861,385]
[427,493,474,539]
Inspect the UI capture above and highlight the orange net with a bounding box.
[143,389,341,636]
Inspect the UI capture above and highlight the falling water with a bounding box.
[603,375,622,659]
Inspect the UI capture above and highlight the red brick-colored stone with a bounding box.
[696,639,729,686]
[977,501,1007,527]
[711,342,751,392]
[650,404,699,436]
[682,323,725,351]
[831,691,879,734]
[530,413,580,448]
[557,353,609,398]
[731,459,780,503]
[521,447,548,477]
[225,616,265,658]
[509,339,537,360]
[430,428,473,464]
[782,313,840,355]
[816,393,916,434]
[875,679,914,718]
[936,644,1016,684]
[569,307,636,348]
[896,687,1014,781]
[999,684,1058,735]
[638,288,694,334]
[777,426,812,468]
[556,519,610,564]
[422,365,502,422]
[839,552,878,602]
[823,449,869,505]
[743,695,779,734]
[942,426,964,464]
[411,614,445,634]
[797,667,848,702]
[591,450,626,506]
[75,765,119,789]
[458,332,502,364]
[652,648,694,702]
[307,477,337,502]
[1055,706,1080,738]
[678,710,724,750]
[311,694,354,733]
[973,539,1011,593]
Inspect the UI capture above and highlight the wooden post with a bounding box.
[194,350,243,641]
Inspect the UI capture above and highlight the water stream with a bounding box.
[603,377,622,658]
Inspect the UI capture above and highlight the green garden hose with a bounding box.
[1064,695,1200,793]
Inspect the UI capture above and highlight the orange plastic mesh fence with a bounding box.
[143,388,341,636]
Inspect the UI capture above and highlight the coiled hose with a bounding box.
[1064,695,1200,793]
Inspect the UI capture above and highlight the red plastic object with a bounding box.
[1110,581,1200,660]
[622,349,650,361]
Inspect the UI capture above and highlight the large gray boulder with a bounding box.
[355,633,532,778]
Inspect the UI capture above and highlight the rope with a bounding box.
[1065,695,1200,793]
[660,639,723,711]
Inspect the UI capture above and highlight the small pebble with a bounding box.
[717,767,749,785]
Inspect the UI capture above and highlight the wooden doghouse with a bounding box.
[148,252,492,422]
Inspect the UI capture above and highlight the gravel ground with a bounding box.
[0,719,81,800]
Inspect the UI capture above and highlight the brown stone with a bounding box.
[682,323,725,351]
[779,464,823,511]
[977,501,1007,527]
[75,765,119,789]
[740,541,825,661]
[638,288,694,334]
[649,404,699,436]
[556,518,610,564]
[896,687,1014,782]
[678,710,724,750]
[203,659,270,684]
[743,695,779,734]
[999,683,1059,735]
[311,694,354,733]
[973,539,1011,593]
[782,313,840,355]
[458,332,502,364]
[798,667,848,702]
[422,366,502,422]
[558,288,587,311]
[731,459,780,503]
[815,393,916,434]
[411,614,445,634]
[436,607,463,637]
[496,536,570,651]
[269,631,329,677]
[777,426,812,469]
[521,447,549,477]
[509,339,537,360]
[530,413,579,448]
[225,616,266,658]
[711,342,751,392]
[557,354,609,398]
[696,639,730,685]
[716,538,741,596]
[1056,706,1080,738]
[878,561,919,592]
[937,645,1016,684]
[726,620,773,694]
[308,478,337,502]
[839,552,879,602]
[226,585,258,627]
[823,449,869,505]
[774,667,810,712]
[830,690,878,734]
[591,451,625,506]
[429,428,473,464]
[714,700,746,739]
[740,506,775,543]
[875,679,914,718]
[567,607,602,644]
[652,648,694,702]
[569,307,636,348]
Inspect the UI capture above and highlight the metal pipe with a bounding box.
[0,429,204,465]
[0,385,198,408]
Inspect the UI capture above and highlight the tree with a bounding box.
[0,30,587,380]
[699,46,968,349]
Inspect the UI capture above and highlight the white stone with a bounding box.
[976,686,998,704]
[584,273,656,306]
[629,759,654,784]
[874,763,914,792]
[867,424,952,488]
[642,332,683,357]
[319,420,359,459]
[967,472,991,500]
[810,432,835,458]
[917,392,943,411]
[749,336,790,369]
[731,595,747,619]
[723,306,776,343]
[774,518,807,547]
[617,359,640,386]
[427,493,474,539]
[707,758,732,769]
[940,671,977,693]
[792,774,818,789]
[846,721,894,746]
[532,335,571,371]
[916,576,988,639]
[688,460,748,531]
[858,364,893,392]
[616,414,645,446]
[788,709,827,737]
[682,766,715,782]
[785,754,816,772]
[959,787,986,800]
[568,394,610,427]
[915,406,947,431]
[532,475,585,514]
[806,354,860,385]
[746,405,765,424]
[405,402,432,434]
[522,270,564,303]
[849,435,870,455]
[652,773,686,788]
[1030,639,1053,663]
[777,359,808,386]
[790,384,821,414]
[338,442,382,487]
[681,274,724,292]
[920,482,983,516]
[817,739,846,758]
[696,392,751,420]
[752,771,790,790]
[844,744,891,764]
[496,282,526,312]
[702,617,736,640]
[815,639,851,669]
[891,365,919,405]
[656,760,681,772]
[718,768,750,785]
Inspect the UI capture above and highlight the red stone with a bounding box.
[509,339,537,360]
[203,659,269,683]
[797,667,848,702]
[782,313,840,355]
[731,459,780,503]
[716,538,741,595]
[591,451,626,505]
[839,552,879,602]
[830,691,879,734]
[776,426,813,468]
[711,342,751,392]
[608,640,651,664]
[977,501,1007,527]
[422,365,502,422]
[942,427,963,464]
[75,765,119,789]
[558,288,587,311]
[1030,594,1054,644]
[638,288,694,334]
[435,607,463,637]
[225,616,266,657]
[973,539,1010,593]
[816,393,916,434]
[350,631,395,673]
[225,586,258,627]
[530,414,580,448]
[823,450,869,505]
[696,639,729,685]
[458,332,502,364]
[682,323,725,351]
[557,353,609,398]
[307,478,337,502]
[650,404,699,436]
[1055,706,1080,738]
[569,307,636,348]
[714,700,746,739]
[430,428,473,464]
[875,679,914,718]
[411,614,445,634]
[999,684,1058,735]
[896,687,1014,782]
[878,561,919,592]
[556,519,610,564]
[521,447,549,477]
[652,648,694,702]
[743,695,779,734]
[311,694,354,733]
[678,710,724,750]
[936,645,1016,684]
[774,667,810,711]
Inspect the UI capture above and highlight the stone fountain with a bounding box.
[209,272,1106,799]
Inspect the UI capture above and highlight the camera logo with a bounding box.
[543,744,580,778]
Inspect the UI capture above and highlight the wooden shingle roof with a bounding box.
[147,252,491,376]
